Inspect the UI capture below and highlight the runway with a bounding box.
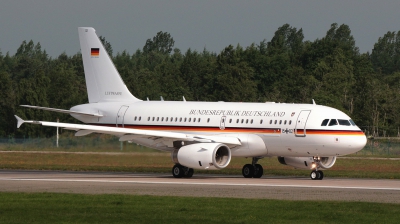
[1,170,399,203]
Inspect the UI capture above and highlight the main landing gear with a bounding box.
[242,157,263,178]
[172,164,194,178]
[310,170,324,180]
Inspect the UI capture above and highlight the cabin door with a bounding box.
[116,106,129,127]
[220,116,226,130]
[295,110,311,137]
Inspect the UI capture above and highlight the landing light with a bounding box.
[311,163,317,169]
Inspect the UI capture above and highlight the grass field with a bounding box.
[1,137,400,223]
[1,151,399,179]
[1,192,399,223]
[1,134,400,179]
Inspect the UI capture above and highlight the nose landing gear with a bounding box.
[310,170,324,180]
[310,157,324,180]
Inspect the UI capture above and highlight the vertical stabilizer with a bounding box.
[78,27,140,103]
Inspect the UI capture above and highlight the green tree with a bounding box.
[99,36,113,57]
[143,31,175,54]
[211,45,257,102]
[0,70,16,136]
[371,31,400,75]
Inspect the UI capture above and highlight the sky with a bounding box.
[1,0,399,58]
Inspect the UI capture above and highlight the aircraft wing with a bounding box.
[20,105,103,117]
[14,115,241,147]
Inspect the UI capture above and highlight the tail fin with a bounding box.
[78,27,140,103]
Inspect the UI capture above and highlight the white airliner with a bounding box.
[15,27,367,180]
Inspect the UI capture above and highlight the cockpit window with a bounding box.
[338,119,351,126]
[323,118,357,126]
[321,119,329,126]
[328,119,338,126]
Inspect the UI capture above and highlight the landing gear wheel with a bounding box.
[172,164,184,178]
[317,170,324,180]
[310,170,321,180]
[253,164,264,178]
[242,164,254,178]
[185,168,194,178]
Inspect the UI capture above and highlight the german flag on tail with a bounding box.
[91,48,99,57]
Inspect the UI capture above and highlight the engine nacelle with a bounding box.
[171,143,231,170]
[278,156,336,170]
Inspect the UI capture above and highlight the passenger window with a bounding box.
[338,119,351,126]
[289,120,292,125]
[279,120,282,125]
[284,120,287,125]
[229,119,232,123]
[246,119,248,124]
[148,117,150,121]
[260,120,263,124]
[166,117,168,122]
[269,120,272,124]
[251,119,253,124]
[188,118,191,122]
[152,117,155,121]
[198,118,201,122]
[180,118,182,122]
[328,119,338,126]
[175,117,178,122]
[193,118,196,122]
[236,119,239,123]
[321,119,329,126]
[207,118,210,123]
[241,119,244,124]
[139,117,141,121]
[274,120,277,124]
[157,117,159,121]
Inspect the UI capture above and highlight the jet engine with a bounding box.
[171,143,231,170]
[278,156,336,170]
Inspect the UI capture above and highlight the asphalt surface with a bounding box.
[0,170,399,203]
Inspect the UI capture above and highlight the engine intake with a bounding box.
[171,143,231,170]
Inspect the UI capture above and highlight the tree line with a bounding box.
[1,23,400,138]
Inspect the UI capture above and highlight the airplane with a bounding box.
[15,27,367,180]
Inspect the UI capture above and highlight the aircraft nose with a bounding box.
[351,133,367,152]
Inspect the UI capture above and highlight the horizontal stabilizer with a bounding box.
[20,105,103,117]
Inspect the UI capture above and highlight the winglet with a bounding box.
[15,115,25,128]
[14,115,42,128]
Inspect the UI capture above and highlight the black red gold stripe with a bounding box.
[90,124,365,136]
[299,129,365,136]
[91,48,100,56]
